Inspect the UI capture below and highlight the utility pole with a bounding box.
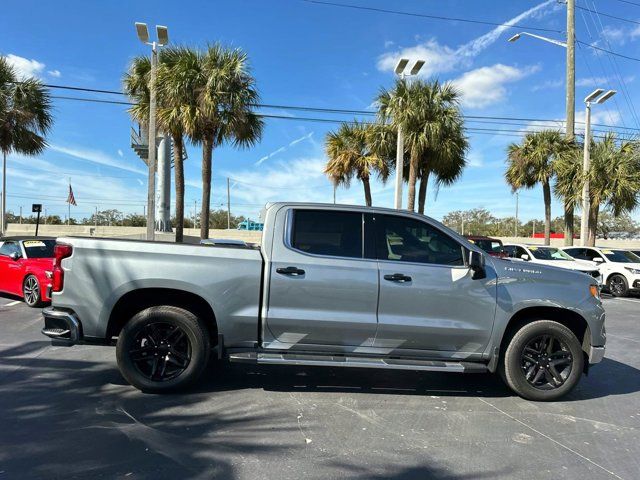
[565,0,576,246]
[333,183,336,204]
[44,208,47,225]
[194,200,197,229]
[227,177,231,229]
[95,206,98,229]
[514,192,519,237]
[19,206,22,225]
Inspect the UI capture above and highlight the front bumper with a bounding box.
[41,307,82,346]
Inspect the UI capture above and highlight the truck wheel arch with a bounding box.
[106,288,218,346]
[495,306,589,370]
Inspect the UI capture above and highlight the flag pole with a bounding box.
[68,178,71,227]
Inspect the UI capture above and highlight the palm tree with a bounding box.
[553,141,583,242]
[585,133,640,245]
[377,79,467,213]
[505,130,569,245]
[0,56,53,235]
[324,121,391,206]
[124,50,190,243]
[173,44,263,240]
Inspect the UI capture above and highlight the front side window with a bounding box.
[564,248,585,260]
[0,242,20,257]
[376,215,464,266]
[503,245,516,257]
[584,249,605,261]
[291,210,362,258]
[602,249,640,263]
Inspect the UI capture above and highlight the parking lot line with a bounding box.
[477,398,625,480]
[1,301,21,307]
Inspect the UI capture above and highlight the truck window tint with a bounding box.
[291,210,362,258]
[377,215,463,266]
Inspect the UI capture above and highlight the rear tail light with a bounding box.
[52,243,73,292]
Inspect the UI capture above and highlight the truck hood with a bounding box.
[530,259,598,272]
[490,256,595,285]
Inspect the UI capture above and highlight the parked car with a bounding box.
[41,203,605,401]
[464,235,507,258]
[0,237,56,307]
[562,246,640,297]
[503,244,602,285]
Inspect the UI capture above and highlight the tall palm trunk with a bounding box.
[200,137,213,240]
[587,201,599,247]
[543,180,551,246]
[563,201,574,246]
[407,151,419,212]
[362,176,372,207]
[172,135,185,243]
[418,171,429,215]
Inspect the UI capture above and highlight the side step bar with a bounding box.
[228,351,487,373]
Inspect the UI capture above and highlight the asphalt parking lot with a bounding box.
[1,295,639,479]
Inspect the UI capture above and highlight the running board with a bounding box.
[228,352,487,373]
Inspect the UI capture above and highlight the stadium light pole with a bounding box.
[393,58,425,210]
[580,89,616,246]
[135,22,169,241]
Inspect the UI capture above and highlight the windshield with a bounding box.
[529,246,573,261]
[22,240,56,259]
[473,239,503,253]
[602,249,640,263]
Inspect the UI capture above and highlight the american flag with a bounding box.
[66,184,77,206]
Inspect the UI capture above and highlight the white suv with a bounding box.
[562,247,640,297]
[503,244,603,285]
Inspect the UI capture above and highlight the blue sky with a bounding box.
[2,0,639,222]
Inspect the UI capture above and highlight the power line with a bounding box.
[575,4,640,24]
[300,0,564,33]
[577,40,640,61]
[602,0,640,6]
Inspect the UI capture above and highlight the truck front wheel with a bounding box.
[116,306,210,393]
[502,320,584,401]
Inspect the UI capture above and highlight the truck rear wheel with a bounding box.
[116,306,210,393]
[502,320,584,401]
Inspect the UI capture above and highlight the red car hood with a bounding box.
[23,258,54,270]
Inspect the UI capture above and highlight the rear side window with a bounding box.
[291,210,363,258]
[376,215,463,266]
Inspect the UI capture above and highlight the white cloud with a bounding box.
[49,144,147,175]
[466,151,483,167]
[601,25,626,45]
[531,78,563,91]
[377,0,555,76]
[117,149,124,157]
[576,75,634,87]
[452,64,539,108]
[255,132,314,166]
[47,69,61,78]
[5,54,45,79]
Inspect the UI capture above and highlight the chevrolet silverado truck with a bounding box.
[41,203,606,401]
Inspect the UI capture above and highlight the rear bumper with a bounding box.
[41,307,82,346]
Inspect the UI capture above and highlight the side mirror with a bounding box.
[9,252,21,261]
[593,257,604,263]
[520,254,530,261]
[469,250,486,280]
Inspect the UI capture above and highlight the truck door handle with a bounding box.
[384,273,412,283]
[276,266,305,276]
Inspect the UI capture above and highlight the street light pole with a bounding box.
[392,58,425,210]
[135,22,169,241]
[580,89,616,246]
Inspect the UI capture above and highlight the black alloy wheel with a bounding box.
[520,334,572,390]
[130,322,192,382]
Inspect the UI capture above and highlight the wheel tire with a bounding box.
[502,320,584,401]
[116,306,210,393]
[607,274,629,297]
[23,275,42,308]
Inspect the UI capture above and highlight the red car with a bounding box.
[0,237,56,307]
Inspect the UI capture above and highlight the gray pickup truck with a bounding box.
[42,202,605,401]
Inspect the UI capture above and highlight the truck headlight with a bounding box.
[625,267,640,275]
